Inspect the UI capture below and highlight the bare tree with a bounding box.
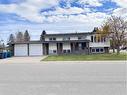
[24,30,30,42]
[108,16,127,54]
[8,34,15,43]
[96,16,127,54]
[16,32,24,42]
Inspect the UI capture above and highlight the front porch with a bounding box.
[51,42,90,55]
[70,42,90,54]
[43,40,90,55]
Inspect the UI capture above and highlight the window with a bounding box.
[78,37,82,40]
[63,50,66,53]
[63,37,70,40]
[68,37,70,40]
[92,49,95,52]
[101,37,103,42]
[91,36,93,42]
[100,48,104,52]
[53,38,56,40]
[98,36,100,42]
[53,50,56,53]
[96,48,99,52]
[49,37,56,41]
[67,50,70,53]
[49,38,52,40]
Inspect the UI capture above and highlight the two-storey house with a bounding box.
[10,28,110,56]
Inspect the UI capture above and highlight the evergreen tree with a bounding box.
[16,32,24,42]
[8,34,15,43]
[40,30,46,41]
[24,30,30,42]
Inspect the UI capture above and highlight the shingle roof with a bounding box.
[44,32,92,36]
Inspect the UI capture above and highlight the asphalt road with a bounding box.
[0,61,126,95]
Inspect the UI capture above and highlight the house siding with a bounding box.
[49,43,57,54]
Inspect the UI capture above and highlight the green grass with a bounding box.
[42,53,127,61]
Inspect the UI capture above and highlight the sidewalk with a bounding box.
[0,56,47,64]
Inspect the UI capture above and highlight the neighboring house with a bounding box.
[9,28,110,56]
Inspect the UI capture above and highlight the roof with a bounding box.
[43,40,90,43]
[9,32,93,45]
[44,32,93,36]
[10,39,90,44]
[9,41,42,45]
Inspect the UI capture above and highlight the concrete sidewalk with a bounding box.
[42,61,126,64]
[0,56,47,64]
[0,56,126,64]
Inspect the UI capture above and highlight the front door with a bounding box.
[57,43,63,54]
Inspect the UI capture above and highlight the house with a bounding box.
[9,28,110,56]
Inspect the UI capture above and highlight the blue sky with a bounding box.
[0,0,127,42]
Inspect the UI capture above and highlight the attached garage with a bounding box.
[14,44,28,56]
[29,44,43,56]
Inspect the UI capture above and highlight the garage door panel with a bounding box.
[14,44,28,56]
[29,44,43,56]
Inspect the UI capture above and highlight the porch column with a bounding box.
[87,42,90,54]
[27,43,29,56]
[57,43,60,54]
[43,43,45,55]
[72,43,75,53]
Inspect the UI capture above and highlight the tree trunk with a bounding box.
[113,47,115,53]
[112,39,115,53]
[116,46,120,55]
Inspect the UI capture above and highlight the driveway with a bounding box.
[0,56,47,64]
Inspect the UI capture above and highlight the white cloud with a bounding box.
[113,7,127,20]
[0,0,59,23]
[112,0,127,8]
[43,12,108,31]
[0,0,106,24]
[0,4,16,13]
[78,0,103,7]
[113,8,127,15]
[42,7,90,15]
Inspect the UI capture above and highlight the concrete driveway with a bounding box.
[0,56,47,64]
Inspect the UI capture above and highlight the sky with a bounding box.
[0,0,127,42]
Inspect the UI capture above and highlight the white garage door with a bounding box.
[29,44,43,56]
[14,44,28,56]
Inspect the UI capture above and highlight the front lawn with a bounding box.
[42,53,127,61]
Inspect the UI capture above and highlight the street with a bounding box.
[0,61,126,95]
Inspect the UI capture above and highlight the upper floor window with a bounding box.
[49,38,52,41]
[63,37,70,40]
[78,37,82,40]
[49,37,56,41]
[97,36,101,42]
[91,36,93,42]
[53,38,56,40]
[94,36,97,42]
